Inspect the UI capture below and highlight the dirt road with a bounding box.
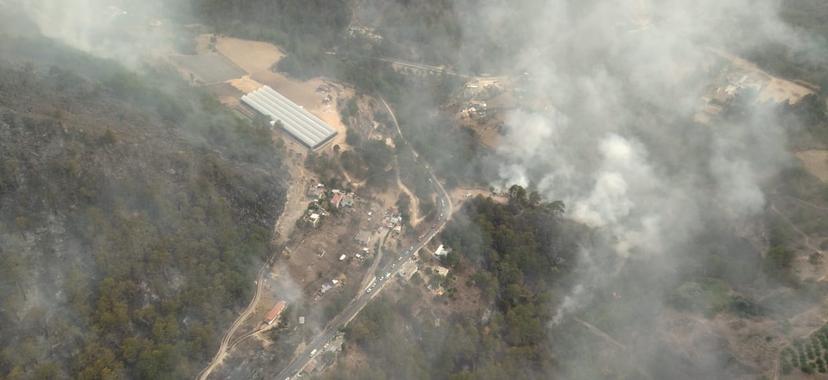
[198,156,307,379]
[273,99,453,379]
[770,203,823,254]
[395,159,422,226]
[197,266,268,380]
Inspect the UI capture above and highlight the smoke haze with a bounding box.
[3,0,828,378]
[8,0,180,67]
[467,0,822,377]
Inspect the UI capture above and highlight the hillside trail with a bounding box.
[200,155,308,379]
[573,317,627,350]
[396,167,422,226]
[339,165,367,188]
[769,203,823,255]
[572,317,654,380]
[778,194,828,213]
[766,195,828,379]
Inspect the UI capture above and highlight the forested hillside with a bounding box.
[321,190,582,379]
[192,0,350,59]
[0,35,286,379]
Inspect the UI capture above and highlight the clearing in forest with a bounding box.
[796,150,828,183]
[169,53,245,84]
[214,36,352,150]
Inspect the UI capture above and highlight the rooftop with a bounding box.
[331,193,345,208]
[241,85,337,149]
[265,300,287,324]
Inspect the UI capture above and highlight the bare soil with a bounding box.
[449,187,507,213]
[659,310,782,379]
[202,83,244,106]
[214,37,284,74]
[397,178,421,225]
[456,113,504,149]
[711,49,816,106]
[273,163,310,244]
[227,76,263,94]
[169,53,245,84]
[211,35,354,151]
[759,77,815,106]
[171,35,355,153]
[796,150,828,183]
[286,220,364,289]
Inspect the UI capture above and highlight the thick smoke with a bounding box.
[11,0,176,66]
[4,0,823,377]
[469,0,819,376]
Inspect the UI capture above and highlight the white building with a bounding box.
[241,86,337,149]
[434,244,449,257]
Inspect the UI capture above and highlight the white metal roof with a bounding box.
[241,86,337,148]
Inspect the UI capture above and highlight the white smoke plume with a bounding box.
[481,0,813,322]
[464,3,828,377]
[10,0,177,66]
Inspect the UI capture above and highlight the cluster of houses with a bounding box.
[423,244,454,296]
[314,276,345,302]
[693,55,818,125]
[303,183,357,228]
[347,26,383,44]
[461,100,488,120]
[383,209,404,235]
[263,300,287,326]
[695,71,761,125]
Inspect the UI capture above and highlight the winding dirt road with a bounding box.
[198,161,307,379]
[197,266,268,380]
[273,98,453,379]
[199,97,453,380]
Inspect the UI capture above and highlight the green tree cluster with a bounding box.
[0,40,286,379]
[332,188,576,379]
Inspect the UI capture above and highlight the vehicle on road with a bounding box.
[274,98,452,380]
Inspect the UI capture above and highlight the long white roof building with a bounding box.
[241,85,337,149]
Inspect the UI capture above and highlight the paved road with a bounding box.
[274,99,453,379]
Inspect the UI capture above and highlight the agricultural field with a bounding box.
[169,34,354,152]
[169,53,245,84]
[781,324,828,375]
[797,150,828,183]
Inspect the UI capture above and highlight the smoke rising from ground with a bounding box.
[463,0,821,376]
[3,0,825,377]
[10,0,177,67]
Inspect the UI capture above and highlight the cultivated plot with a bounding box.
[170,53,246,84]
